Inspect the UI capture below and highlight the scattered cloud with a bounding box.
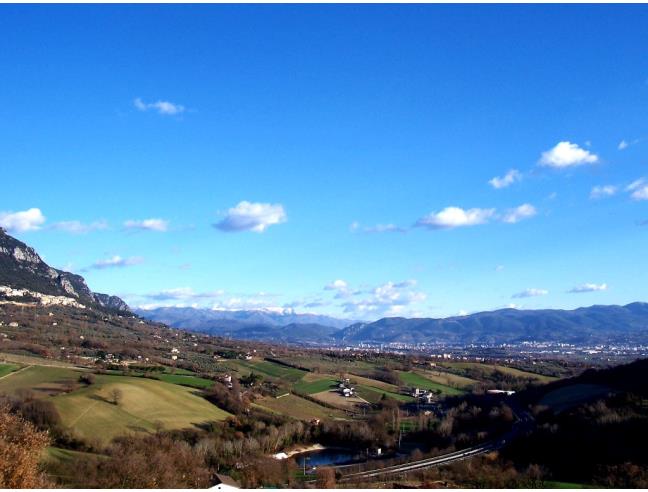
[351,222,407,233]
[50,220,108,234]
[134,98,185,115]
[146,287,224,301]
[568,283,608,293]
[618,138,640,150]
[85,255,144,271]
[214,201,286,233]
[590,185,618,199]
[626,178,648,201]
[495,265,505,272]
[334,280,426,317]
[539,141,599,168]
[0,208,46,233]
[124,218,169,232]
[489,169,522,189]
[512,288,548,299]
[501,203,537,224]
[415,206,496,230]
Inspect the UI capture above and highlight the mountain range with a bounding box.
[335,303,648,345]
[138,302,648,346]
[2,228,648,346]
[134,306,351,344]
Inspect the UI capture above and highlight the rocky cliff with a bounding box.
[0,227,130,312]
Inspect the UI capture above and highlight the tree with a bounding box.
[79,373,96,385]
[109,388,123,405]
[0,405,51,487]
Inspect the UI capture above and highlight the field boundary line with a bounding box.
[0,364,31,381]
[67,400,101,428]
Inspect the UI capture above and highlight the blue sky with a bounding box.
[1,4,648,320]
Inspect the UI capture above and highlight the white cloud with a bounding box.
[512,288,548,299]
[50,220,108,234]
[489,169,522,189]
[501,203,537,224]
[495,265,505,272]
[539,141,599,168]
[87,255,144,270]
[416,206,496,229]
[590,185,618,199]
[134,98,185,115]
[568,283,608,293]
[618,140,629,150]
[0,208,46,233]
[214,201,287,233]
[124,218,169,232]
[626,178,648,201]
[325,279,348,291]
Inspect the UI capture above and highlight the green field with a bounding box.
[347,374,400,392]
[226,359,306,382]
[492,364,558,382]
[52,374,230,442]
[279,356,378,375]
[163,367,195,375]
[540,384,610,413]
[155,373,215,389]
[45,446,106,464]
[443,362,557,383]
[0,365,83,397]
[293,377,337,394]
[544,481,589,488]
[254,394,348,421]
[354,384,414,403]
[0,352,75,368]
[398,371,465,396]
[0,363,19,378]
[419,369,477,389]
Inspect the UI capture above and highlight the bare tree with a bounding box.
[109,388,123,405]
[0,405,51,487]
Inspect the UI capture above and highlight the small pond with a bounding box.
[295,448,365,468]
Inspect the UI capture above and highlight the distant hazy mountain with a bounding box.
[335,303,648,345]
[137,303,648,346]
[135,306,353,343]
[0,228,130,312]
